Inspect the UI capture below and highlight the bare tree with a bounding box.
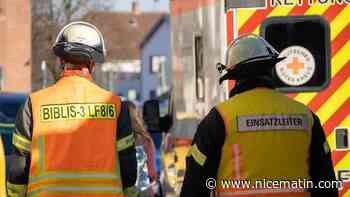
[32,0,114,91]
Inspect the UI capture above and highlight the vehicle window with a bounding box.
[336,128,349,150]
[260,15,331,92]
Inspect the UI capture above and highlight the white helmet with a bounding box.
[52,21,106,65]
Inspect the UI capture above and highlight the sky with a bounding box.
[113,0,170,12]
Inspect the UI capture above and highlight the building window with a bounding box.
[128,89,137,101]
[226,0,266,10]
[194,36,205,101]
[150,56,166,73]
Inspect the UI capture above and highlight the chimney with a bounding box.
[132,1,140,15]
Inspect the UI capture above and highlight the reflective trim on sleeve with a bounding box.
[7,182,27,197]
[188,144,207,166]
[117,134,135,152]
[12,133,31,153]
[0,123,15,129]
[0,123,15,134]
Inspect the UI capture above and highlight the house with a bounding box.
[140,15,171,105]
[0,0,31,92]
[84,8,163,101]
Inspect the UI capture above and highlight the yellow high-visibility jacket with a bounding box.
[0,137,6,197]
[215,88,313,197]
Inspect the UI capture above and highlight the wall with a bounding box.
[140,17,172,103]
[170,0,227,138]
[0,0,31,93]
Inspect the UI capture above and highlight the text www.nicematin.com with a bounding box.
[205,178,343,190]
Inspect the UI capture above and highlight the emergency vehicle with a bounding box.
[0,92,27,196]
[162,0,350,196]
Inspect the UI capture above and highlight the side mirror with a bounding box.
[143,97,174,133]
[143,100,161,132]
[160,96,174,132]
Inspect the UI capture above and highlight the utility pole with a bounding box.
[41,61,47,88]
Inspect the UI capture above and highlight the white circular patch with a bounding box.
[275,46,315,86]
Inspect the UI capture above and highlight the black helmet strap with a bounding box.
[218,58,280,84]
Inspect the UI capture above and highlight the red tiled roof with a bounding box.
[84,11,164,61]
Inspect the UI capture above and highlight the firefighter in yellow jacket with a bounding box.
[7,22,137,197]
[180,34,338,197]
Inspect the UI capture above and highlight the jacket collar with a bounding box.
[61,67,93,80]
[229,77,275,97]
